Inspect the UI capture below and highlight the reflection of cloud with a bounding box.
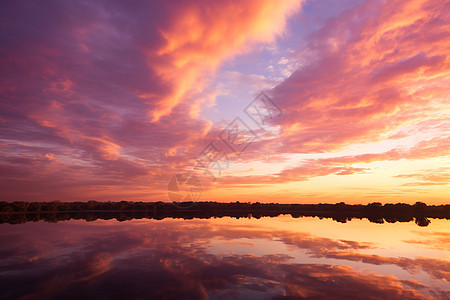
[312,252,450,283]
[278,264,436,300]
[1,220,449,299]
[403,231,450,251]
[262,229,450,284]
[75,252,113,283]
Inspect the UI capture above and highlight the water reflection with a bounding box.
[0,217,449,299]
[0,211,443,227]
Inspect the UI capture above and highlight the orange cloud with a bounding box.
[147,0,302,121]
[269,0,450,154]
[395,168,450,186]
[403,231,450,251]
[215,135,449,186]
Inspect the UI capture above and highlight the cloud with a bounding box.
[268,0,450,154]
[217,118,449,186]
[148,0,303,121]
[395,167,450,186]
[0,0,448,202]
[205,0,450,195]
[403,231,450,251]
[0,0,303,201]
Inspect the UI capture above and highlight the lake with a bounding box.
[1,215,449,299]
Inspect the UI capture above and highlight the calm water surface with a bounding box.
[0,216,449,299]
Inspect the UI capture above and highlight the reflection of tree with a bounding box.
[0,201,448,226]
[414,216,431,227]
[368,216,384,224]
[332,216,352,223]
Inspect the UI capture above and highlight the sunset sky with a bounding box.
[1,0,449,204]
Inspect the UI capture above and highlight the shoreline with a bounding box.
[1,201,449,226]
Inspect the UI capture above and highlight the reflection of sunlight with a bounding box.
[214,216,450,259]
[207,238,289,258]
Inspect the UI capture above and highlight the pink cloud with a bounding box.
[0,0,304,201]
[217,135,449,186]
[267,0,450,154]
[395,167,450,186]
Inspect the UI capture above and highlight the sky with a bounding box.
[0,0,449,204]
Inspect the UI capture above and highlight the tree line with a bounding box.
[0,200,449,226]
